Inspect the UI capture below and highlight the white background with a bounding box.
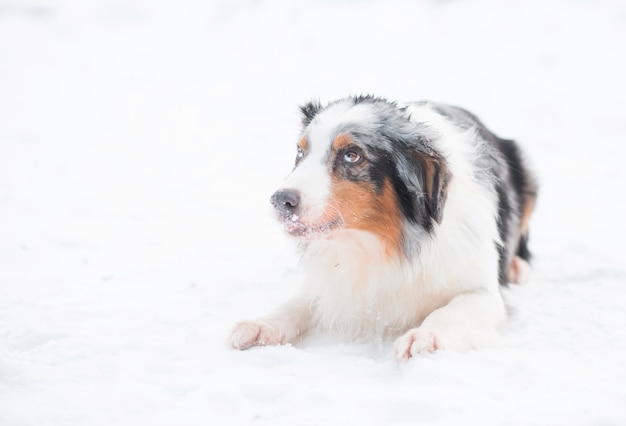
[1,0,625,425]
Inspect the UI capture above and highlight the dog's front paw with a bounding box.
[394,328,439,361]
[229,320,286,350]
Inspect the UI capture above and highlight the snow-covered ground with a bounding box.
[1,0,626,424]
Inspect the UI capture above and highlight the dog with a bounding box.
[229,95,537,360]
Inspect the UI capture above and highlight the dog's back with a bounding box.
[424,102,538,284]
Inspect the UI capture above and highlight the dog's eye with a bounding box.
[296,148,305,160]
[343,151,361,164]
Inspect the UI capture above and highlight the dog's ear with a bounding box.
[383,124,451,227]
[299,100,323,127]
[416,151,450,224]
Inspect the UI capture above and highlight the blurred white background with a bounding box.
[1,1,625,425]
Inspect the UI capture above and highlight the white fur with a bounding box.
[230,101,507,360]
[279,155,330,221]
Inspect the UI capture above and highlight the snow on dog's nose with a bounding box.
[270,189,301,218]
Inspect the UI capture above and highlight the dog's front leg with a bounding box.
[394,290,505,361]
[229,297,313,350]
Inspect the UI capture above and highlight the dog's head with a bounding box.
[270,96,450,257]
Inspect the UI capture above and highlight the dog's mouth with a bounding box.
[280,214,343,239]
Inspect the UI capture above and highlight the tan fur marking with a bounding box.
[332,133,353,152]
[325,177,403,258]
[510,178,538,282]
[519,194,536,236]
[508,256,530,284]
[422,157,436,196]
[519,164,538,236]
[298,137,308,152]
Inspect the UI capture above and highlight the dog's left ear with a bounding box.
[384,123,451,226]
[414,150,451,224]
[299,100,322,127]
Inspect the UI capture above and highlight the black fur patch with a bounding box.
[494,175,514,285]
[471,125,535,284]
[369,149,423,225]
[493,137,535,263]
[299,100,323,127]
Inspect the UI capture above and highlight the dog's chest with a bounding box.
[299,233,449,339]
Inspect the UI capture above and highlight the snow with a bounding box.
[1,0,626,424]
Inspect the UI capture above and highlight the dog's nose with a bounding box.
[270,189,301,216]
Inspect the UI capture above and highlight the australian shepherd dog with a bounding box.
[230,95,537,361]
